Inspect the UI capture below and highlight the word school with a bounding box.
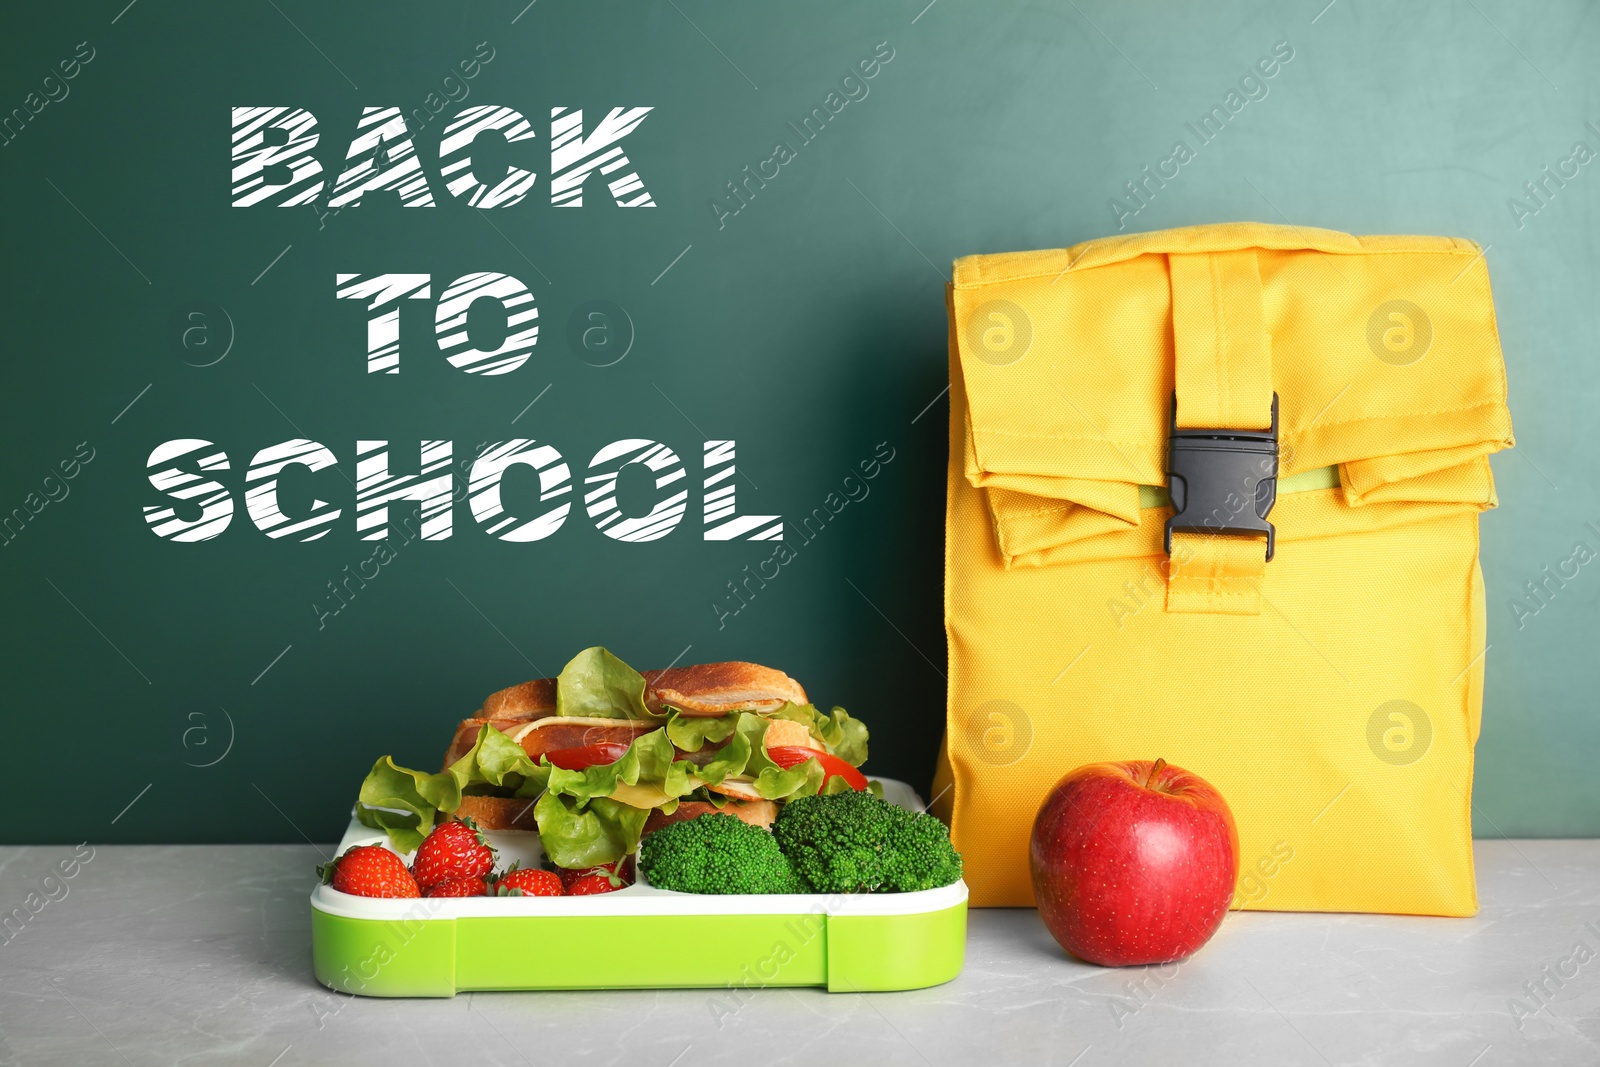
[143,439,781,545]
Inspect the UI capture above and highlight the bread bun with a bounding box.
[479,677,557,720]
[453,794,541,832]
[477,660,808,724]
[643,661,807,717]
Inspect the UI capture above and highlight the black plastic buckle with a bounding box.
[1163,393,1280,561]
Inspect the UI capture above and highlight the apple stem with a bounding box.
[1145,758,1167,789]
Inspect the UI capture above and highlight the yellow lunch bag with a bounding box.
[932,222,1514,915]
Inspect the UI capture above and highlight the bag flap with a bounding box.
[951,222,1514,564]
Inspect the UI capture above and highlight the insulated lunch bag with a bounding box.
[932,222,1514,915]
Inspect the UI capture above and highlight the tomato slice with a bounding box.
[544,741,631,771]
[766,746,869,791]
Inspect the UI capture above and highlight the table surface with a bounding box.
[0,840,1597,1066]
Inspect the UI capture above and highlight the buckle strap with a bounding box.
[1164,392,1280,560]
[1169,250,1274,430]
[1167,531,1266,615]
[1165,250,1276,615]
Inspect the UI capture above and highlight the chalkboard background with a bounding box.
[1,0,1595,844]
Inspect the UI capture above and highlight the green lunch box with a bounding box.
[311,779,969,997]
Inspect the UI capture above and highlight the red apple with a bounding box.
[1029,758,1239,967]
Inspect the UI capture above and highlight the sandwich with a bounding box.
[355,647,870,872]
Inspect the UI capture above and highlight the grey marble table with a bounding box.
[0,840,1596,1066]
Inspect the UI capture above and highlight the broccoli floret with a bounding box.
[880,808,965,892]
[772,790,963,893]
[639,814,807,894]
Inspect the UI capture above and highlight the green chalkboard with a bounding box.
[0,0,1594,844]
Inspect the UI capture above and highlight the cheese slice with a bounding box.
[608,781,678,809]
[612,777,761,807]
[704,778,767,802]
[504,716,656,745]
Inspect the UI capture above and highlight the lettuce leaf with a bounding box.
[687,711,765,786]
[545,727,692,802]
[353,722,653,865]
[742,759,857,800]
[664,712,739,751]
[533,792,651,868]
[769,703,869,767]
[355,725,550,852]
[354,760,446,854]
[740,722,825,800]
[683,786,729,809]
[748,758,826,801]
[555,646,658,720]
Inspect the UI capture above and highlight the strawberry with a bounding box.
[494,868,563,897]
[422,876,488,898]
[556,857,634,891]
[411,818,495,890]
[320,845,419,898]
[567,871,626,896]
